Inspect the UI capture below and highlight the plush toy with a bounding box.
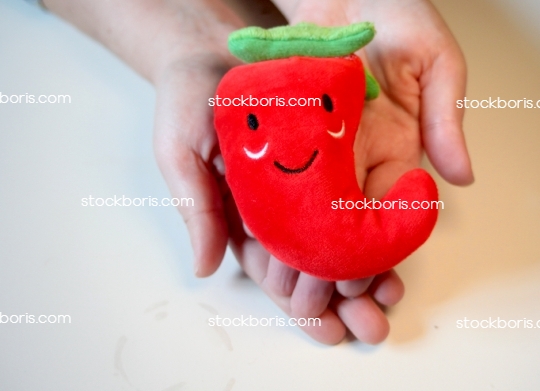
[214,23,438,281]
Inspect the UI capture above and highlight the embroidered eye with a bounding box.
[322,94,333,113]
[247,113,259,130]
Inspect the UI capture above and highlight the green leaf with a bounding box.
[365,68,380,100]
[229,22,376,63]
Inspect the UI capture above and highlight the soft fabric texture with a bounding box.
[229,22,375,64]
[214,54,439,281]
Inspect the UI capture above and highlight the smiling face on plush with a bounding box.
[214,54,438,281]
[215,55,364,194]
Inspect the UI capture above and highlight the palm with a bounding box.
[355,3,440,197]
[355,69,422,199]
[290,0,472,190]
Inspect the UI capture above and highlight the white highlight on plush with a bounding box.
[327,120,345,139]
[244,143,269,159]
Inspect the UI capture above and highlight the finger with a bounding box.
[269,291,346,345]
[223,160,344,345]
[420,49,474,186]
[156,146,228,277]
[153,61,232,277]
[213,153,226,176]
[265,256,300,297]
[266,281,345,345]
[233,236,271,285]
[333,294,390,345]
[297,308,346,345]
[227,216,345,344]
[224,194,270,285]
[242,222,255,238]
[290,273,334,318]
[336,276,375,298]
[228,230,345,344]
[369,269,405,307]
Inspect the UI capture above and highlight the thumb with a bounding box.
[153,64,229,277]
[155,141,228,277]
[420,48,474,186]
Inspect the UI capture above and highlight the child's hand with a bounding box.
[262,0,474,343]
[152,6,242,278]
[46,0,473,345]
[152,1,406,344]
[273,0,474,188]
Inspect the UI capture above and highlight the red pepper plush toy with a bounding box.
[214,23,438,281]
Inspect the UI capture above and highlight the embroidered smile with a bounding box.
[274,150,319,174]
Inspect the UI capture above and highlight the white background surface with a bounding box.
[1,0,540,390]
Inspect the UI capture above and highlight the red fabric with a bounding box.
[214,55,438,281]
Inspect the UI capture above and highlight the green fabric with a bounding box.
[229,22,376,63]
[365,68,380,100]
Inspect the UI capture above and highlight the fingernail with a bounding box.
[213,154,226,176]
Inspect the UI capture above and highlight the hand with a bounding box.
[154,0,406,345]
[256,0,475,344]
[47,0,472,345]
[152,1,243,277]
[45,0,363,345]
